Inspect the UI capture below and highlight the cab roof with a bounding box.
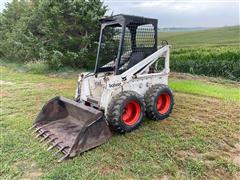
[99,14,158,26]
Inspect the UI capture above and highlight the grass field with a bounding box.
[1,65,240,179]
[159,26,239,47]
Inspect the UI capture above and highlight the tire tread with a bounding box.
[107,91,145,133]
[145,84,174,120]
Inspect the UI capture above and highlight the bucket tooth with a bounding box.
[53,146,68,156]
[40,134,51,142]
[47,142,61,151]
[35,130,48,139]
[28,124,38,130]
[58,154,69,163]
[35,133,42,139]
[32,127,42,135]
[42,137,56,147]
[34,126,42,132]
[41,130,48,135]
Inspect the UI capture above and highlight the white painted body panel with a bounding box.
[75,45,171,116]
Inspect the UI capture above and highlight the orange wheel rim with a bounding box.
[156,93,171,114]
[122,100,141,126]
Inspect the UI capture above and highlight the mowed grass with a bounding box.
[170,79,240,102]
[1,66,240,179]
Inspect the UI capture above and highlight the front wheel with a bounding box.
[145,84,174,120]
[107,91,145,133]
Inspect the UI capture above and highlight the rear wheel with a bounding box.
[107,91,145,133]
[145,84,174,120]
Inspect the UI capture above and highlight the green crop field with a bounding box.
[158,26,240,81]
[159,26,239,47]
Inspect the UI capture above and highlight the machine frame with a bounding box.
[32,14,174,161]
[76,45,170,116]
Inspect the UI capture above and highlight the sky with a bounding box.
[0,0,11,12]
[0,0,239,27]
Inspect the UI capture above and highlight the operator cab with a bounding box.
[94,14,158,75]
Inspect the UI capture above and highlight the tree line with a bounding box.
[0,0,107,69]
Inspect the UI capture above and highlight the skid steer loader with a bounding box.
[32,14,174,161]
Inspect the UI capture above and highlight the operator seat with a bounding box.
[127,51,145,69]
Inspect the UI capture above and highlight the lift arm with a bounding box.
[120,45,170,79]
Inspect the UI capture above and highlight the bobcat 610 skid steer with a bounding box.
[32,14,174,161]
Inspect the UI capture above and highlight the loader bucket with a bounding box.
[32,96,112,161]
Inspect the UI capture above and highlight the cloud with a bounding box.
[133,0,229,13]
[135,2,198,12]
[104,0,239,27]
[1,0,239,27]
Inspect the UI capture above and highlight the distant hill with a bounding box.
[158,27,209,32]
[158,26,240,47]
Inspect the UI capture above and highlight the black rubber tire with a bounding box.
[145,84,174,120]
[107,91,145,133]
